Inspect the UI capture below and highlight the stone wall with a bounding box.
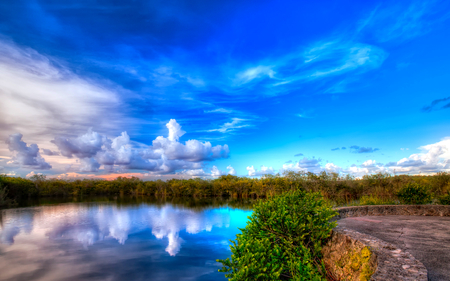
[322,205,449,280]
[334,205,450,220]
[322,227,427,281]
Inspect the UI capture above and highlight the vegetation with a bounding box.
[396,182,432,205]
[217,191,337,280]
[1,171,450,207]
[0,183,16,207]
[358,195,397,206]
[439,191,450,205]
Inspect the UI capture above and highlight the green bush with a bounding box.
[359,195,396,206]
[438,192,450,205]
[217,191,337,280]
[396,182,431,205]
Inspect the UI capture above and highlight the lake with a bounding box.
[0,197,255,281]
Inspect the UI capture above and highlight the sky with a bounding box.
[0,0,450,179]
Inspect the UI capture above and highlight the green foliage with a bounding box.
[438,191,450,205]
[358,195,396,206]
[0,171,449,206]
[396,182,432,205]
[217,191,337,280]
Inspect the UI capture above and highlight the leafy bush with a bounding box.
[217,191,337,280]
[438,192,450,205]
[359,195,396,206]
[396,182,432,205]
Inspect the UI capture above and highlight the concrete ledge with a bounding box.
[323,227,427,281]
[334,205,450,220]
[323,205,449,280]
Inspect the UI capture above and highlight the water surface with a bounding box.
[0,197,254,281]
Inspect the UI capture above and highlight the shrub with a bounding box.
[359,195,396,206]
[217,191,337,280]
[438,192,450,205]
[396,182,432,205]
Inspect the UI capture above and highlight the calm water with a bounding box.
[0,197,255,281]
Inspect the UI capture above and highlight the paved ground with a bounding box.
[338,216,450,281]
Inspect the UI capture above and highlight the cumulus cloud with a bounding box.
[5,133,51,169]
[211,166,224,177]
[25,171,42,178]
[281,157,322,174]
[325,163,342,173]
[52,119,229,174]
[41,149,59,156]
[385,138,450,174]
[177,165,236,178]
[350,145,379,153]
[246,165,275,177]
[227,165,236,176]
[177,169,210,177]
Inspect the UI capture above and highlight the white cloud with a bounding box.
[281,157,322,174]
[207,118,250,133]
[25,171,42,178]
[227,165,236,176]
[246,165,275,177]
[308,43,388,78]
[79,158,101,173]
[166,119,186,142]
[211,166,224,177]
[5,133,51,170]
[363,1,447,43]
[51,119,229,174]
[204,108,234,114]
[325,163,341,174]
[386,138,450,174]
[0,39,124,145]
[235,65,275,85]
[177,169,210,177]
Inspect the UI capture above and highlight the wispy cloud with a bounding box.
[204,108,234,114]
[0,39,127,143]
[206,118,251,133]
[422,96,450,112]
[234,65,275,86]
[361,0,450,43]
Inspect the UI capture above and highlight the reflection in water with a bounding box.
[0,198,253,281]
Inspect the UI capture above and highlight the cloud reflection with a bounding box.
[0,203,233,256]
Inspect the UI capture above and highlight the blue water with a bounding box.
[0,198,253,281]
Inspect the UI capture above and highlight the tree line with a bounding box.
[1,171,450,207]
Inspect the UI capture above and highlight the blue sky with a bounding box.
[1,0,450,179]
